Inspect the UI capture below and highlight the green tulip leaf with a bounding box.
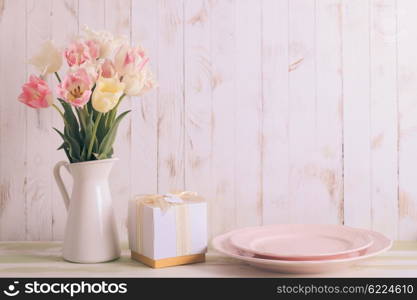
[53,127,65,140]
[66,133,81,162]
[97,110,130,159]
[58,98,80,142]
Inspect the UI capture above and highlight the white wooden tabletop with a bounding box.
[0,242,416,278]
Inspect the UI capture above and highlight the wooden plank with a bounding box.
[261,0,290,225]
[131,0,158,196]
[342,0,372,229]
[234,0,262,227]
[78,0,105,30]
[370,0,398,238]
[209,0,237,236]
[50,0,79,240]
[184,0,212,228]
[25,0,53,240]
[314,0,344,224]
[1,241,417,278]
[157,0,185,193]
[287,0,317,223]
[397,0,417,239]
[0,0,27,240]
[104,0,132,242]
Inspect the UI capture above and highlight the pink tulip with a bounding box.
[64,40,100,67]
[18,75,53,108]
[136,48,149,72]
[85,40,100,61]
[99,59,116,78]
[57,68,93,107]
[114,45,149,76]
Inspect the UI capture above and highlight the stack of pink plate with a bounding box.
[212,224,392,274]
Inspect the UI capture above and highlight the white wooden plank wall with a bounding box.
[209,0,237,236]
[262,0,290,225]
[0,0,27,240]
[343,0,373,233]
[0,0,416,241]
[398,0,417,239]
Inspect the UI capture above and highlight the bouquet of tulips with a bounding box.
[18,27,155,163]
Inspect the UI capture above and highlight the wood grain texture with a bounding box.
[78,0,104,30]
[2,0,417,241]
[261,0,290,225]
[370,0,398,238]
[234,0,263,228]
[209,0,237,237]
[1,241,417,277]
[157,0,185,193]
[342,0,372,229]
[288,0,318,223]
[184,0,212,232]
[397,0,417,240]
[315,0,344,224]
[0,0,27,240]
[131,0,158,196]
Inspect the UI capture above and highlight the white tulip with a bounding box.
[29,40,62,75]
[122,68,156,96]
[83,25,125,59]
[122,72,146,96]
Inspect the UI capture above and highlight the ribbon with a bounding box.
[134,191,204,257]
[135,191,204,213]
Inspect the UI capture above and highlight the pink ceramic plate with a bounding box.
[212,228,392,274]
[229,224,373,260]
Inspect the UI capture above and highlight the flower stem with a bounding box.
[115,93,126,111]
[52,103,64,118]
[54,72,62,83]
[106,94,126,128]
[51,103,69,128]
[87,112,102,160]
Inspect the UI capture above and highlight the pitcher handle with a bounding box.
[53,161,70,210]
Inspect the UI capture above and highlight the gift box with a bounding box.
[128,191,207,268]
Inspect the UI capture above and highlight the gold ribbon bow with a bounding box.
[135,191,204,256]
[135,191,203,213]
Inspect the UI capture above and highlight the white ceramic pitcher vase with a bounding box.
[53,158,121,263]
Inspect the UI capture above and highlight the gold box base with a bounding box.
[131,251,206,268]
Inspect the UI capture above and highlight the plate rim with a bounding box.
[212,227,392,266]
[228,224,374,259]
